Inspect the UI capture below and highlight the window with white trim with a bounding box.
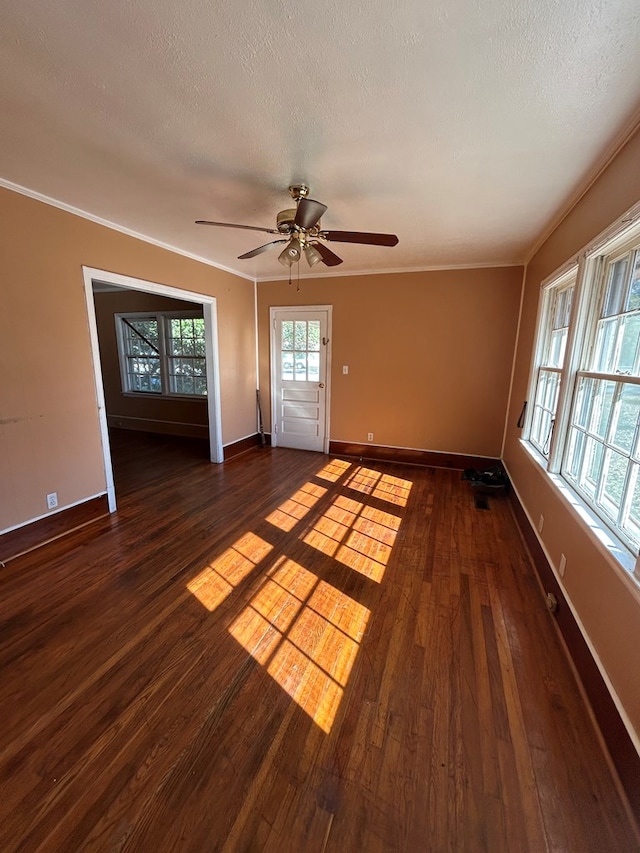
[529,272,576,457]
[116,312,207,397]
[526,214,640,556]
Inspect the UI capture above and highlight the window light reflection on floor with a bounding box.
[315,458,352,482]
[186,459,410,733]
[265,481,328,532]
[345,466,413,507]
[228,557,370,733]
[303,494,402,582]
[187,532,273,611]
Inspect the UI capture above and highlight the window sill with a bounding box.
[121,391,207,402]
[519,439,640,595]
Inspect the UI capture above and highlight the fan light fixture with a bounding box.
[196,184,399,269]
[303,243,323,267]
[278,238,302,267]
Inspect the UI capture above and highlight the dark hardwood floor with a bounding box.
[1,430,638,852]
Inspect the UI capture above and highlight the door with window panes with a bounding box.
[271,307,330,451]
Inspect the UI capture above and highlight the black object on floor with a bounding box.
[474,493,490,510]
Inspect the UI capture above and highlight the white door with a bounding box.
[270,306,331,452]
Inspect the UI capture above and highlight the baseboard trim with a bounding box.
[0,495,110,563]
[508,488,640,824]
[223,433,271,460]
[107,415,209,440]
[329,441,499,471]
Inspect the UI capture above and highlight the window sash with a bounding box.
[529,367,561,456]
[526,276,576,459]
[563,373,640,551]
[116,312,207,398]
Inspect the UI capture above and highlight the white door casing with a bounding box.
[82,266,224,512]
[270,306,332,452]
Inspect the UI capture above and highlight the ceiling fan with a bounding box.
[196,184,399,268]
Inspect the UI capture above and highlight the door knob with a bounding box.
[318,383,325,388]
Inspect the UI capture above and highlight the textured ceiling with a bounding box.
[2,0,640,280]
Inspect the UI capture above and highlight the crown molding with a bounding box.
[0,177,256,282]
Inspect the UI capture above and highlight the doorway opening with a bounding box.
[83,267,223,512]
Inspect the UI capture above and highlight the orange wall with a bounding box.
[94,290,208,435]
[258,267,523,458]
[503,126,640,743]
[0,187,256,531]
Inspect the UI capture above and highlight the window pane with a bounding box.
[565,426,585,481]
[308,351,320,379]
[530,370,562,455]
[573,377,592,429]
[294,321,307,351]
[602,258,628,317]
[122,316,161,394]
[579,436,603,500]
[126,356,161,393]
[543,371,560,410]
[601,449,628,517]
[127,319,158,351]
[308,321,321,351]
[294,353,307,380]
[282,354,294,379]
[282,321,294,351]
[611,384,640,454]
[554,287,572,328]
[589,380,615,439]
[617,314,640,375]
[165,316,207,396]
[539,410,553,454]
[593,317,618,372]
[548,328,567,368]
[168,356,206,395]
[626,252,640,311]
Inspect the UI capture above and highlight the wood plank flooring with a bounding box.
[0,430,638,852]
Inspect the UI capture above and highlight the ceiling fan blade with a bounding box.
[237,239,288,259]
[295,198,328,230]
[195,220,279,234]
[320,230,399,247]
[313,242,343,266]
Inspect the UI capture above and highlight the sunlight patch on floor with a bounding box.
[228,560,370,733]
[302,494,402,582]
[265,482,328,532]
[187,532,273,611]
[345,466,413,507]
[315,458,352,483]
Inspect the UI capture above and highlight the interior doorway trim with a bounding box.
[82,266,224,513]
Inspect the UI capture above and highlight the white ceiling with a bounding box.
[2,0,640,281]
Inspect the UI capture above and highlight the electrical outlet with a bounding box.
[538,514,544,533]
[559,554,566,577]
[367,433,374,442]
[46,492,58,510]
[342,365,349,374]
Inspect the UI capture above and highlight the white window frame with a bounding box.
[526,266,577,458]
[115,311,208,399]
[524,202,640,570]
